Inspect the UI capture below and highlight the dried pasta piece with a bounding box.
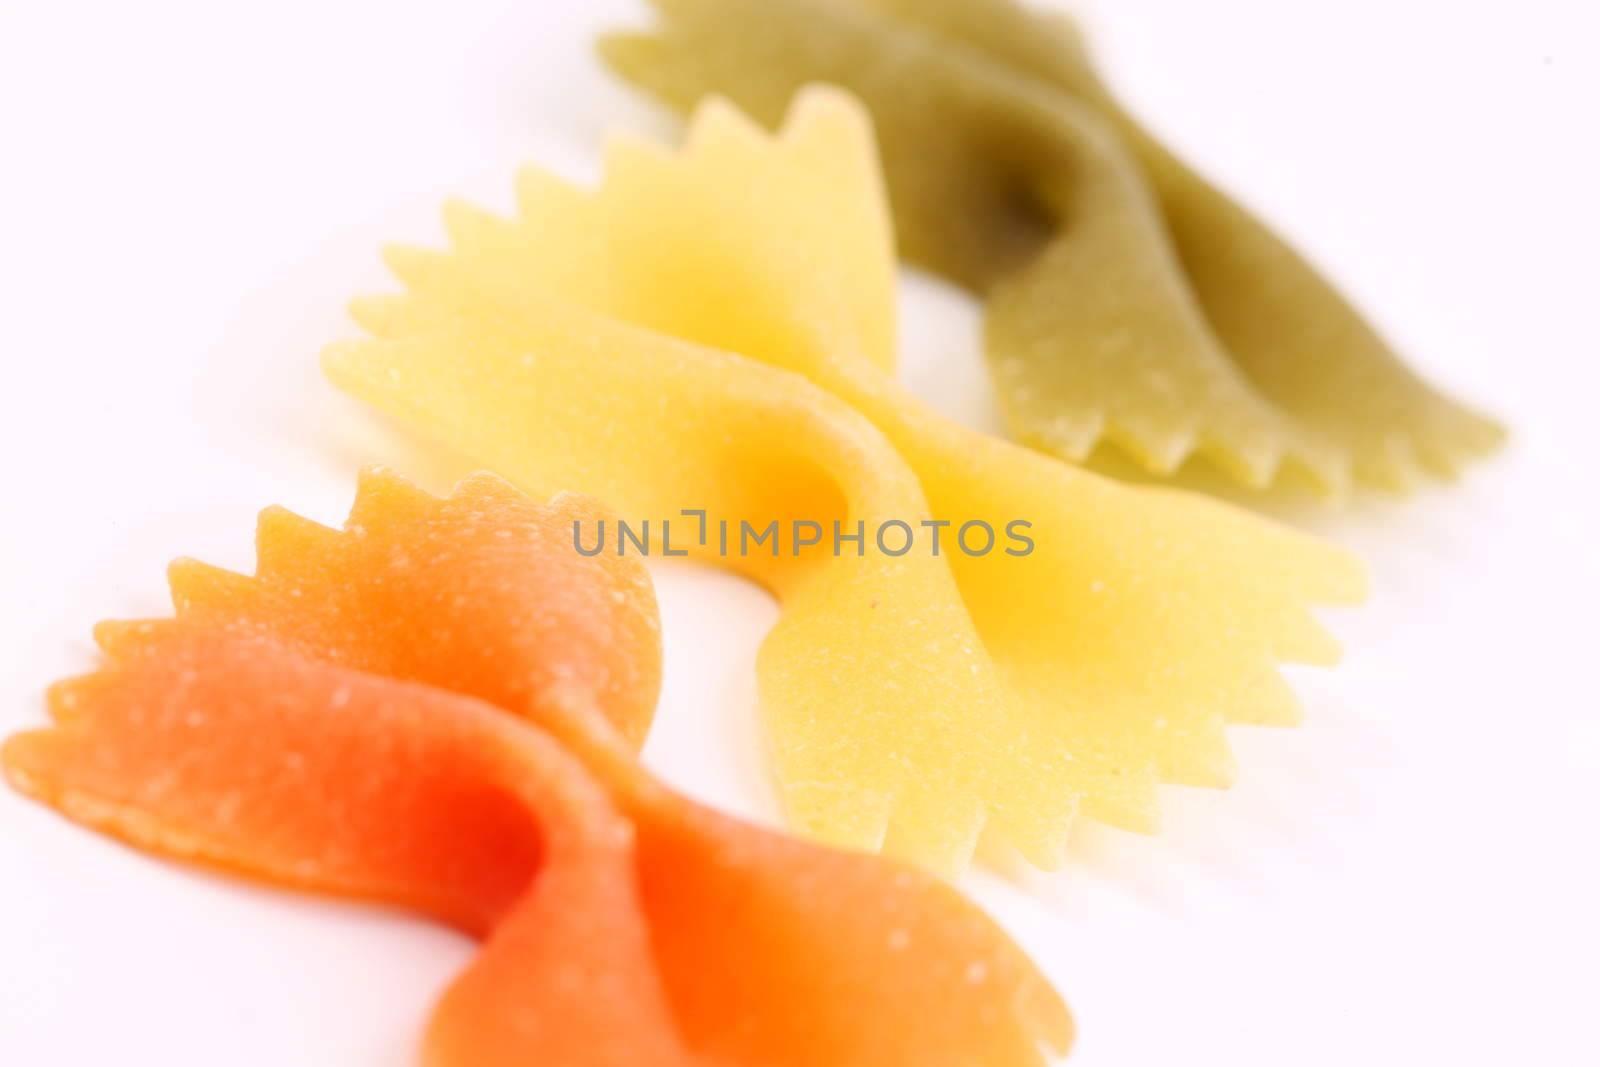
[323,90,1364,870]
[4,470,1072,1067]
[599,0,1505,491]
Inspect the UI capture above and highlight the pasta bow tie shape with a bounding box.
[2,470,1072,1067]
[322,89,1364,872]
[599,0,1506,493]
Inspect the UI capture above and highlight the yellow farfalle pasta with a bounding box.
[600,0,1504,492]
[324,88,1364,872]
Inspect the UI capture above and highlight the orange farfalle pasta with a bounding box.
[3,470,1071,1067]
[323,89,1364,871]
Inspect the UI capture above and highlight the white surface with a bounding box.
[2,1,1598,1063]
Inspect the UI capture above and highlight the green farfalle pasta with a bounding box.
[600,0,1504,492]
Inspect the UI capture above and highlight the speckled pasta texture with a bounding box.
[323,89,1364,872]
[600,0,1505,493]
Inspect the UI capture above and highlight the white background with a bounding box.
[2,1,1598,1063]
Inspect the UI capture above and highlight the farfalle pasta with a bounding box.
[600,0,1504,491]
[323,90,1364,871]
[3,470,1072,1067]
